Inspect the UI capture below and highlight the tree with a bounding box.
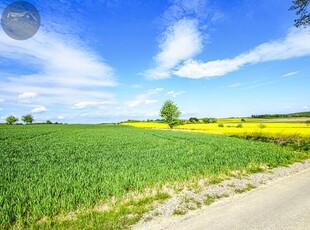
[22,114,34,124]
[6,115,18,125]
[290,0,310,28]
[46,120,53,124]
[189,117,199,123]
[160,100,181,128]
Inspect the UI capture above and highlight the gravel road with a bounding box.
[133,160,310,230]
[170,167,310,230]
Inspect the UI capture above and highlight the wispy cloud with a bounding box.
[57,115,65,120]
[72,101,116,110]
[142,0,217,79]
[166,90,184,97]
[126,88,163,108]
[174,28,310,79]
[0,28,117,107]
[18,92,38,103]
[282,71,298,77]
[144,19,202,79]
[160,0,212,25]
[31,106,48,113]
[227,83,242,88]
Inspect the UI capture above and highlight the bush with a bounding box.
[236,124,243,128]
[202,118,217,124]
[241,118,246,122]
[258,124,267,129]
[189,117,199,123]
[218,124,224,128]
[168,118,180,129]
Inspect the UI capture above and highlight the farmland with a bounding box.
[123,119,310,139]
[1,124,309,228]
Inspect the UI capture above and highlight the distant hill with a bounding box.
[251,111,310,118]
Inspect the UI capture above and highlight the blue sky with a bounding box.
[0,0,309,123]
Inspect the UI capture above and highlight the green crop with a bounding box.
[0,124,307,228]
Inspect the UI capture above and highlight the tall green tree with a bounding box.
[290,0,310,27]
[22,114,34,124]
[160,100,181,128]
[6,115,18,125]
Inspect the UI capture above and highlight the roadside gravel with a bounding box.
[133,159,310,230]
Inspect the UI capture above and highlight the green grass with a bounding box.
[204,195,217,206]
[173,208,187,215]
[0,124,308,228]
[235,184,256,194]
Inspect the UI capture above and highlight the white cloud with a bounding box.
[31,106,48,113]
[302,106,309,110]
[72,101,116,110]
[57,115,65,120]
[174,28,310,79]
[0,28,117,107]
[282,71,298,77]
[227,83,242,88]
[0,98,4,103]
[166,90,184,97]
[144,18,203,79]
[126,88,163,108]
[18,92,38,99]
[18,92,38,103]
[161,0,210,25]
[143,0,223,80]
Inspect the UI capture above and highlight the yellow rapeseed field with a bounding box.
[122,122,310,138]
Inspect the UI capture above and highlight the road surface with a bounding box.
[169,167,310,230]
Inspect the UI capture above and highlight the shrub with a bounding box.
[258,124,267,129]
[241,118,246,122]
[189,117,199,123]
[202,118,217,123]
[236,124,243,128]
[211,118,217,123]
[202,118,210,123]
[168,118,180,129]
[218,124,224,128]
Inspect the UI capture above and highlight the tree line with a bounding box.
[5,115,59,125]
[6,114,34,125]
[251,111,310,118]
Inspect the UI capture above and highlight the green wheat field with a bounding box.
[1,124,309,229]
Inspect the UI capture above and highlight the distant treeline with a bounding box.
[251,111,310,118]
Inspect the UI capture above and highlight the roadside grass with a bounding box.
[1,124,309,228]
[173,208,188,215]
[36,192,171,229]
[235,184,257,194]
